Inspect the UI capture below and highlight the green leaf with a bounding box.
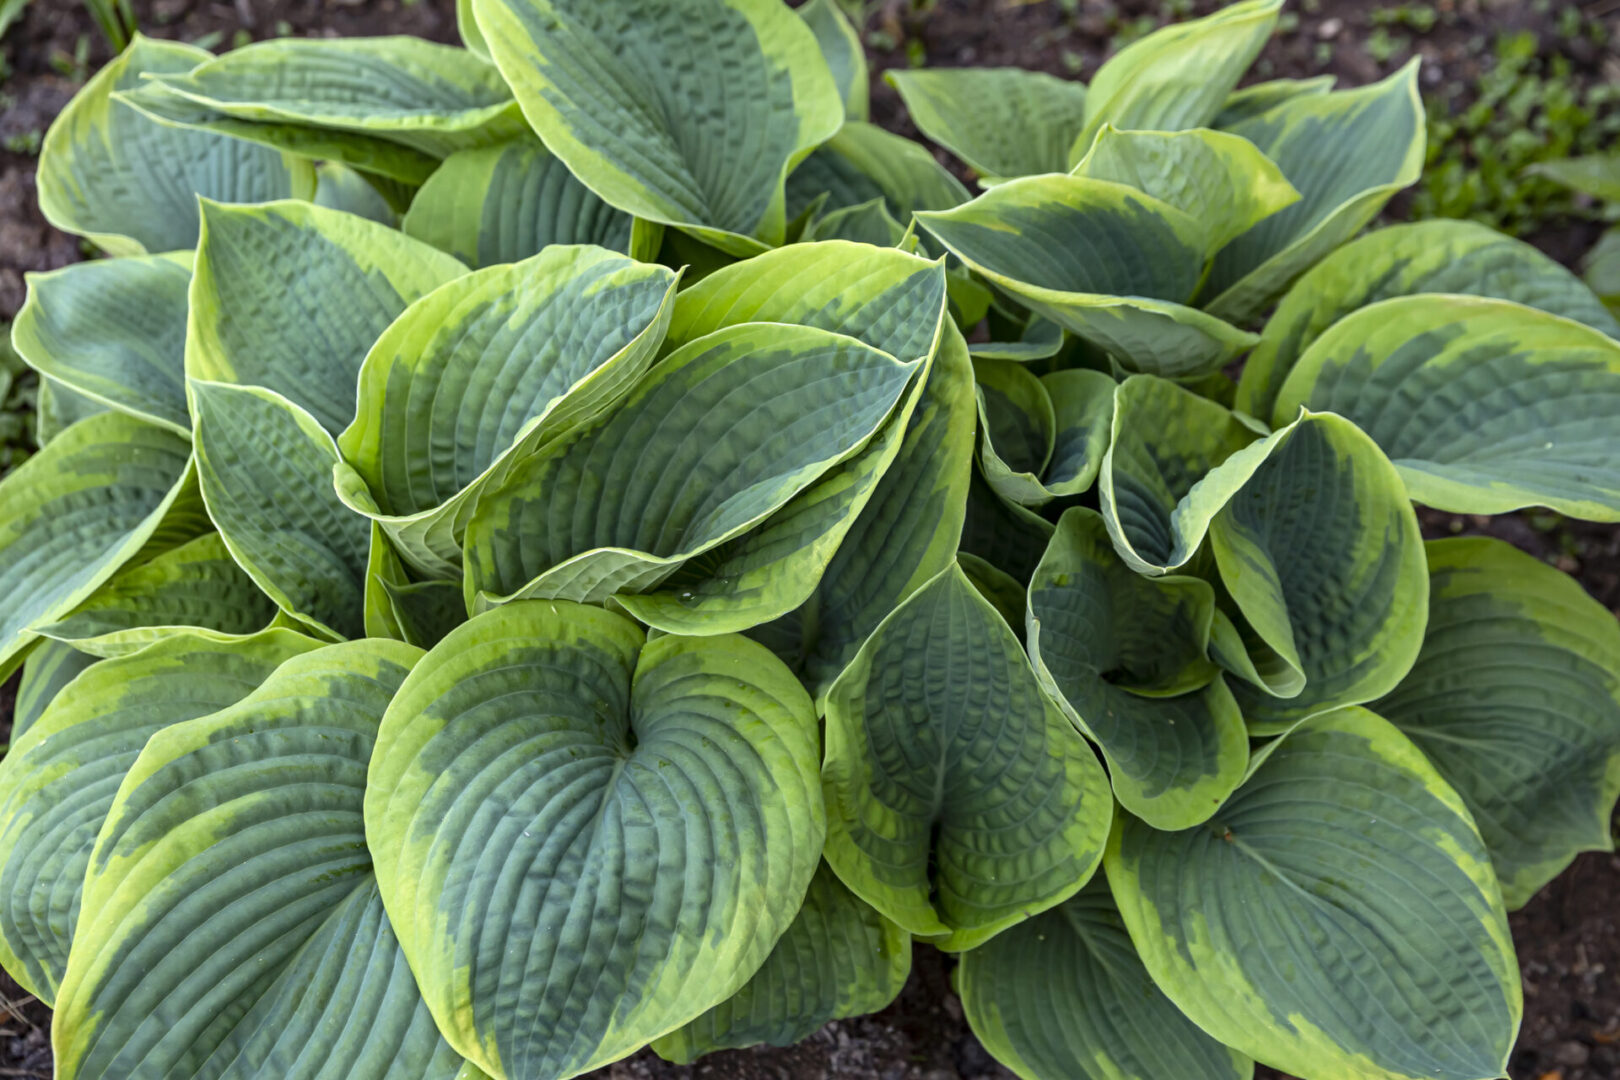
[11,640,97,744]
[336,245,678,577]
[1376,538,1620,909]
[191,381,371,641]
[463,322,917,625]
[799,0,867,123]
[969,315,1065,363]
[143,35,524,158]
[473,0,843,252]
[1108,706,1521,1080]
[50,639,479,1080]
[1211,412,1428,729]
[0,629,320,1005]
[959,467,1054,584]
[958,550,1026,630]
[802,197,910,247]
[1213,74,1335,128]
[34,377,108,447]
[1070,125,1300,254]
[1098,374,1261,576]
[1202,61,1426,324]
[313,161,398,226]
[958,877,1252,1080]
[1584,226,1620,311]
[785,120,970,231]
[363,525,468,650]
[652,862,909,1063]
[1275,294,1620,520]
[978,364,1115,507]
[887,67,1089,181]
[0,412,192,675]
[821,563,1112,951]
[1240,218,1620,425]
[401,136,635,267]
[366,601,823,1079]
[187,199,467,434]
[917,176,1258,380]
[34,532,277,657]
[13,252,193,435]
[1527,154,1620,203]
[664,242,967,695]
[1074,0,1283,160]
[36,35,310,257]
[1028,508,1246,829]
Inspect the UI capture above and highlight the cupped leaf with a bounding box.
[1028,508,1246,829]
[367,601,822,1080]
[799,0,868,122]
[1070,125,1300,254]
[802,197,910,247]
[336,245,678,577]
[142,35,523,157]
[969,315,1065,363]
[1108,706,1521,1080]
[0,629,320,1005]
[786,121,970,230]
[36,35,309,257]
[187,199,467,434]
[1213,74,1334,128]
[50,639,480,1080]
[1376,538,1620,908]
[401,136,635,267]
[363,526,468,650]
[11,641,97,744]
[886,67,1089,181]
[1202,61,1426,323]
[0,412,192,674]
[821,563,1112,951]
[473,0,843,252]
[191,381,371,641]
[958,877,1252,1080]
[1274,294,1620,520]
[1237,219,1620,422]
[975,359,1056,507]
[463,322,917,621]
[917,176,1258,379]
[653,862,909,1063]
[1211,412,1428,728]
[1099,374,1261,576]
[34,532,277,657]
[314,161,398,225]
[12,252,193,435]
[1074,0,1283,159]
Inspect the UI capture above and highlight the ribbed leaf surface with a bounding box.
[888,67,1089,180]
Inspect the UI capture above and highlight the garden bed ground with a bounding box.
[2,2,1618,1078]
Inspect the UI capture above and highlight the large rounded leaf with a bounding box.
[958,878,1252,1080]
[0,411,193,674]
[50,640,482,1080]
[1029,509,1247,829]
[13,252,193,435]
[1237,219,1620,422]
[887,67,1089,180]
[336,245,678,577]
[652,862,909,1064]
[821,564,1112,952]
[366,601,823,1079]
[187,199,468,434]
[192,382,372,641]
[1376,538,1620,908]
[401,137,635,267]
[1274,295,1620,520]
[36,35,309,257]
[472,0,843,252]
[1108,707,1521,1080]
[0,629,319,1004]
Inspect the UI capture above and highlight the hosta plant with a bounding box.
[4,2,1620,1080]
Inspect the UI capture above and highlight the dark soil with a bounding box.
[3,2,1619,1078]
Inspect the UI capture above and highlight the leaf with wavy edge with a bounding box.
[13,252,193,435]
[1275,294,1620,520]
[187,199,467,435]
[959,877,1252,1080]
[367,601,822,1079]
[978,363,1115,507]
[822,563,1112,951]
[0,629,320,1005]
[36,35,309,257]
[1376,538,1620,908]
[1028,508,1246,829]
[1108,706,1521,1080]
[51,639,482,1080]
[887,67,1089,181]
[473,0,842,254]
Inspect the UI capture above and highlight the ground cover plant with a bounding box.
[2,2,1619,1079]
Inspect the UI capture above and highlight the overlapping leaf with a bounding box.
[10,642,97,744]
[887,67,1090,181]
[976,362,1115,507]
[799,0,868,122]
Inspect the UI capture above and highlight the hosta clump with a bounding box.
[2,1,1619,1078]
